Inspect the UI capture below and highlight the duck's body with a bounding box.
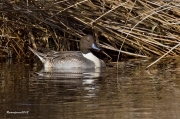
[29,35,105,69]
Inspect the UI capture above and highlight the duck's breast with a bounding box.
[82,52,105,68]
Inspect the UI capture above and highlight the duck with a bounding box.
[29,35,106,69]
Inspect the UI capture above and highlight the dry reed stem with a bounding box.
[0,0,180,65]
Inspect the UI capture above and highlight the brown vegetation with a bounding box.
[0,0,180,62]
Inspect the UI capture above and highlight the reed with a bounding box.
[0,0,180,64]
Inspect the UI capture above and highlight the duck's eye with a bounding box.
[86,35,94,42]
[86,39,90,42]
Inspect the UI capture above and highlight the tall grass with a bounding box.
[0,0,180,64]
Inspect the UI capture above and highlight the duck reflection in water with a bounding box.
[35,67,105,79]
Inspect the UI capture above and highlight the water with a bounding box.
[1,57,180,119]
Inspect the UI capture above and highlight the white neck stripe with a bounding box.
[82,52,101,67]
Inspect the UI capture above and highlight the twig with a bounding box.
[146,42,180,69]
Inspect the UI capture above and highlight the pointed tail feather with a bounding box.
[28,46,46,63]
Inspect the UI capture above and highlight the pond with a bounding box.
[1,57,180,119]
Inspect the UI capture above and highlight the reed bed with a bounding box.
[0,0,180,63]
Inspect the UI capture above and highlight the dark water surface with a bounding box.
[1,58,180,119]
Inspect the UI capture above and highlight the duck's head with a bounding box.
[80,35,101,54]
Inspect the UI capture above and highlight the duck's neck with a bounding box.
[82,52,102,68]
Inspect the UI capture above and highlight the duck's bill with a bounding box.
[92,43,101,51]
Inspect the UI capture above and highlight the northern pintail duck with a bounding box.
[29,35,106,69]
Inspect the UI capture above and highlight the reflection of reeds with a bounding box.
[0,63,30,105]
[0,1,180,61]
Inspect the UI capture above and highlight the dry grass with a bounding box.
[0,0,180,63]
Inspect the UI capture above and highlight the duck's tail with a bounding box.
[28,46,46,63]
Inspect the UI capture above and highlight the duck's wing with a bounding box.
[49,51,84,63]
[43,51,82,60]
[29,47,82,63]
